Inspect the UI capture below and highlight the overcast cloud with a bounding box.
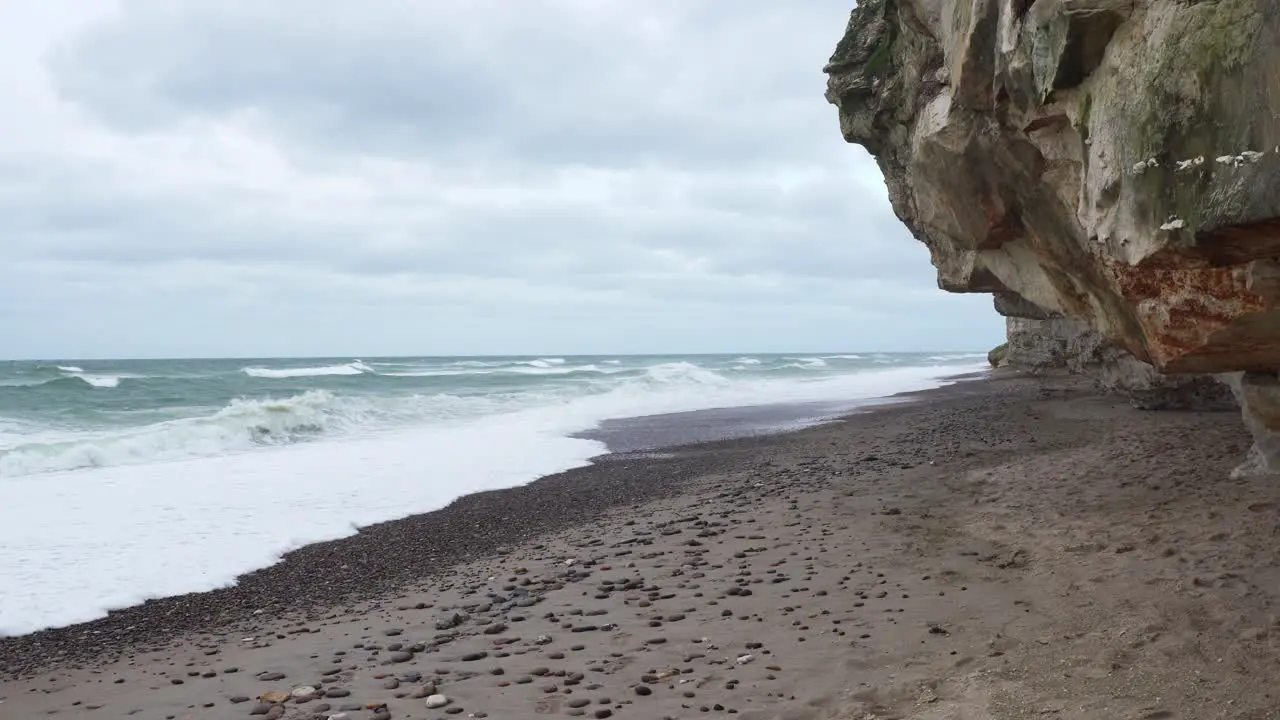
[0,0,998,359]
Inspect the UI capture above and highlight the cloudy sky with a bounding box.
[0,0,998,359]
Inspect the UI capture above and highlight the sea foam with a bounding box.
[243,361,374,378]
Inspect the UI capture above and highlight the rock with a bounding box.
[425,694,450,709]
[248,703,272,716]
[824,0,1280,461]
[389,651,413,663]
[987,343,1008,368]
[259,691,289,704]
[290,686,317,699]
[435,613,466,631]
[324,688,351,698]
[229,696,251,704]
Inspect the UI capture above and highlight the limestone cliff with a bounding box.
[824,0,1280,466]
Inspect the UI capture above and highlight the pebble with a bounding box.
[426,694,450,709]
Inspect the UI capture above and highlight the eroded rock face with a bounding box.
[1003,314,1235,410]
[825,0,1280,373]
[1229,372,1280,475]
[825,0,1279,459]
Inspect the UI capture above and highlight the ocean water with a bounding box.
[0,353,985,635]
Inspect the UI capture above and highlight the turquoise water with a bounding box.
[0,353,984,477]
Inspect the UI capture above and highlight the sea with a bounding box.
[0,353,985,635]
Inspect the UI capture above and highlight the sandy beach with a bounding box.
[4,372,1276,719]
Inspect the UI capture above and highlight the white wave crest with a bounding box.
[521,358,566,368]
[73,375,121,388]
[732,357,762,365]
[641,362,731,387]
[822,355,863,360]
[49,365,122,388]
[783,357,828,369]
[0,390,375,477]
[243,361,374,378]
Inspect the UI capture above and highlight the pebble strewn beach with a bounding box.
[5,373,1277,719]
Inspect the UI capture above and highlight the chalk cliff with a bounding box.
[825,0,1280,468]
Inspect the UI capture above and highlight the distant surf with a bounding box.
[0,352,985,635]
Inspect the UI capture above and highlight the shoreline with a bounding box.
[0,371,987,674]
[8,370,1272,717]
[0,361,985,640]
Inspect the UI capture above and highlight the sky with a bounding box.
[0,0,1000,359]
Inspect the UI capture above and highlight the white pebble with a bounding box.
[425,694,450,709]
[736,653,755,665]
[291,686,316,698]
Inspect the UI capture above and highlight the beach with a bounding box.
[3,371,1273,719]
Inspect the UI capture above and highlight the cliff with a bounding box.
[824,0,1280,469]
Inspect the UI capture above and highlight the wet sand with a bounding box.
[5,372,1277,719]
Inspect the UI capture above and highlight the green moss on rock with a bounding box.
[988,342,1010,367]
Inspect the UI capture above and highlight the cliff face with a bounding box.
[1002,315,1236,409]
[825,0,1280,467]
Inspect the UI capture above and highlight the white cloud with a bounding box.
[0,0,999,358]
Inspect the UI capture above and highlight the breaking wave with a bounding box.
[243,361,375,378]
